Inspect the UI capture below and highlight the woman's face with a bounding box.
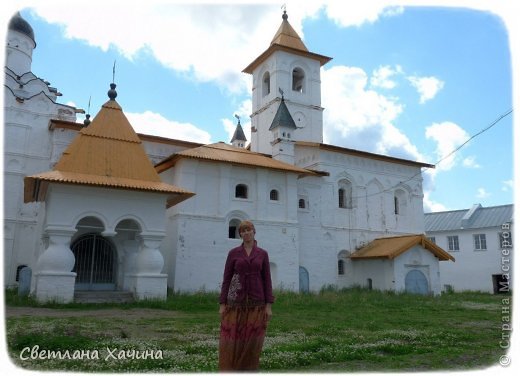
[240,226,255,242]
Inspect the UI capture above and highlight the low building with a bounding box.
[424,204,513,293]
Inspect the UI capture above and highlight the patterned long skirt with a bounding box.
[219,302,268,371]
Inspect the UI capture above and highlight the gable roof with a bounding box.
[24,86,194,208]
[295,141,435,169]
[424,204,514,232]
[156,142,317,177]
[350,234,455,261]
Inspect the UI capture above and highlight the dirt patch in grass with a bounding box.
[5,306,182,319]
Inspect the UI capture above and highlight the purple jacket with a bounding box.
[219,243,275,305]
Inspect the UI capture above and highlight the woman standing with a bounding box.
[218,220,274,371]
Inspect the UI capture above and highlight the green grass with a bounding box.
[5,287,510,372]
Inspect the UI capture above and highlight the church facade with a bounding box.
[4,12,453,302]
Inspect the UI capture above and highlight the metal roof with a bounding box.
[156,142,318,176]
[350,234,454,261]
[269,97,297,130]
[242,12,332,74]
[230,123,247,142]
[424,204,514,232]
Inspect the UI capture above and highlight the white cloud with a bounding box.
[502,179,514,192]
[425,121,469,171]
[126,111,212,144]
[28,3,281,94]
[423,191,448,213]
[323,2,403,27]
[370,65,402,89]
[476,187,491,199]
[27,2,406,94]
[462,155,481,168]
[407,75,444,104]
[321,65,424,161]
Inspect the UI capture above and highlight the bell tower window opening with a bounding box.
[292,67,305,93]
[262,71,271,97]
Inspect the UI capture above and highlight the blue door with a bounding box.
[405,270,429,295]
[299,266,309,293]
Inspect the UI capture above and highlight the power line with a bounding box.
[349,108,513,200]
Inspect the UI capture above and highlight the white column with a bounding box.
[133,233,167,300]
[34,227,77,303]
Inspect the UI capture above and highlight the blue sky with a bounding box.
[3,0,516,212]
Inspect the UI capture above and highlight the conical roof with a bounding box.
[243,11,331,74]
[270,11,308,52]
[230,122,247,143]
[269,97,297,131]
[24,84,194,208]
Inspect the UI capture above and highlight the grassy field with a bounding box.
[5,287,510,372]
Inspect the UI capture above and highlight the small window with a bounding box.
[474,234,487,251]
[235,184,248,199]
[339,188,346,208]
[292,67,305,93]
[270,189,279,201]
[338,260,344,275]
[394,189,407,215]
[447,235,459,251]
[298,198,306,209]
[338,180,353,209]
[262,71,271,97]
[427,237,436,244]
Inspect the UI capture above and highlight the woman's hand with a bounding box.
[265,304,272,321]
[219,304,226,319]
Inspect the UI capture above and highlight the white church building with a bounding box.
[3,11,454,303]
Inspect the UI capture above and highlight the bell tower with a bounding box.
[243,11,332,156]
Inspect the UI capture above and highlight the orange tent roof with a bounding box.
[270,12,309,52]
[350,234,455,261]
[24,88,194,208]
[156,142,318,177]
[243,12,331,74]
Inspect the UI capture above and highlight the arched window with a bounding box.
[270,189,279,201]
[338,260,345,275]
[235,184,248,199]
[338,180,353,209]
[292,67,305,93]
[394,189,407,215]
[337,250,350,276]
[262,71,271,97]
[16,264,28,282]
[228,218,241,239]
[298,198,306,209]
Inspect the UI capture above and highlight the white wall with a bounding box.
[431,226,513,293]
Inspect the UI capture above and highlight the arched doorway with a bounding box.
[299,266,309,293]
[71,233,117,290]
[405,269,429,295]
